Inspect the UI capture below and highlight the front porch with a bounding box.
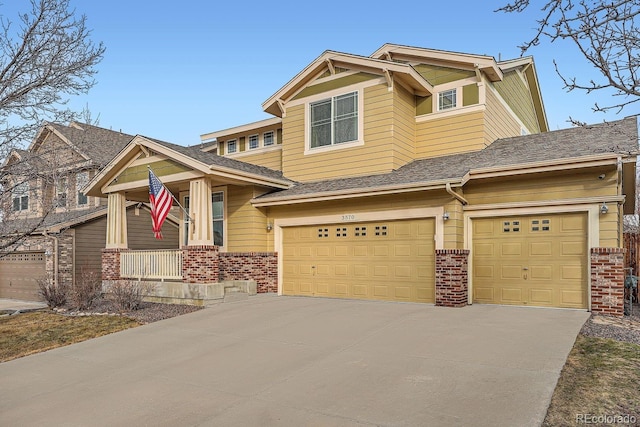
[103,247,276,305]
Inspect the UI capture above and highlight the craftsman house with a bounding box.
[85,44,637,315]
[0,122,178,301]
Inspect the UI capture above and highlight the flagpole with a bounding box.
[148,166,194,222]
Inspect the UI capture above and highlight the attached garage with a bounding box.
[282,218,435,303]
[472,212,588,309]
[0,252,46,301]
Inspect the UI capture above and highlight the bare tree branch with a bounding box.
[497,0,640,114]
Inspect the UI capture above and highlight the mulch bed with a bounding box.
[580,302,640,345]
[54,299,203,324]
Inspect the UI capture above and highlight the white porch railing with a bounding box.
[120,249,183,280]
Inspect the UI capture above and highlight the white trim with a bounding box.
[416,104,485,123]
[200,117,282,142]
[464,204,600,310]
[211,186,227,251]
[225,144,281,159]
[303,88,365,156]
[274,207,445,296]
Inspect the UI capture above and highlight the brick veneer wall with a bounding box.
[182,245,219,283]
[590,247,625,317]
[219,252,278,293]
[102,248,125,281]
[435,249,469,308]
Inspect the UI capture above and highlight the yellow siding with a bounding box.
[227,185,269,252]
[230,148,282,171]
[392,84,416,168]
[464,168,617,206]
[415,110,485,159]
[493,71,540,134]
[270,191,450,220]
[281,84,397,182]
[443,200,464,249]
[599,203,620,247]
[484,86,522,146]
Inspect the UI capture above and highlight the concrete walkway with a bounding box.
[0,296,588,426]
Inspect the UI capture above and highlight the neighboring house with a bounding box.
[85,44,638,315]
[0,122,179,301]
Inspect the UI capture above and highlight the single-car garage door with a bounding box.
[472,212,588,308]
[282,218,435,303]
[0,252,46,301]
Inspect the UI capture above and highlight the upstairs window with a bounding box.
[438,89,457,111]
[12,182,29,212]
[248,134,259,150]
[56,177,67,208]
[227,139,237,154]
[76,172,89,206]
[263,131,274,146]
[310,91,358,148]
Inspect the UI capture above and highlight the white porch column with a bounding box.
[106,192,128,249]
[187,178,213,245]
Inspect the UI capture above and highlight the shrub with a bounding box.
[68,267,102,310]
[37,275,67,308]
[107,280,153,311]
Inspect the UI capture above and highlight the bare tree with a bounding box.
[0,0,104,253]
[498,0,640,114]
[0,0,105,156]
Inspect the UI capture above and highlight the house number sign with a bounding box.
[341,214,357,221]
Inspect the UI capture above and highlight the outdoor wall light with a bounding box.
[266,223,273,232]
[600,202,609,215]
[443,212,450,221]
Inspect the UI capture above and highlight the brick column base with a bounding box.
[435,249,469,307]
[219,252,278,293]
[102,248,127,281]
[182,245,219,284]
[591,247,625,317]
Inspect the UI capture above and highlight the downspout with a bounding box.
[617,156,623,247]
[42,230,59,287]
[445,182,468,205]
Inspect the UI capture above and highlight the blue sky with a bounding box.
[5,1,639,145]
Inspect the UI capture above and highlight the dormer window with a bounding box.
[227,139,237,154]
[12,182,29,212]
[310,91,358,148]
[438,89,457,111]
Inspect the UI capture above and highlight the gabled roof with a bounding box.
[370,43,503,81]
[263,50,434,117]
[28,121,135,167]
[253,116,638,206]
[85,135,293,197]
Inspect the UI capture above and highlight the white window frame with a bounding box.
[227,139,237,154]
[182,187,227,249]
[76,172,89,206]
[437,88,457,111]
[12,181,29,212]
[263,131,274,147]
[304,88,364,155]
[248,134,259,150]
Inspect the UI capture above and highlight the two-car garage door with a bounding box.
[282,218,435,303]
[282,212,588,309]
[0,252,45,301]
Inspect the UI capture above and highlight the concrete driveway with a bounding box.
[0,296,588,426]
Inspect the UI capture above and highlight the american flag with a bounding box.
[148,169,172,239]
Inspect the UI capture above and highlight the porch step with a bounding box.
[223,286,249,303]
